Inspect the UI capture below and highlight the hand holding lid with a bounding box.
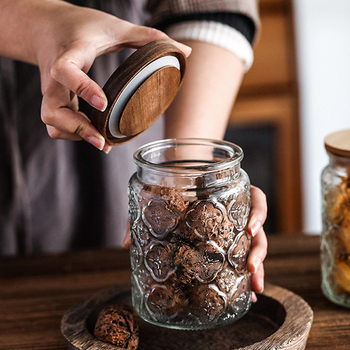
[90,40,186,145]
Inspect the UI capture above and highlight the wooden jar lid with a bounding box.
[325,129,350,158]
[90,40,186,145]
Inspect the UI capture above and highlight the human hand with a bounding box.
[247,185,268,302]
[36,1,191,153]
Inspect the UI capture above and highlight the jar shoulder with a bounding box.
[321,164,349,186]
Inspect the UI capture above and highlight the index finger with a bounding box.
[50,43,108,112]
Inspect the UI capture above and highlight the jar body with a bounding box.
[128,139,252,330]
[321,154,350,307]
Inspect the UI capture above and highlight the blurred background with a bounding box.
[224,0,350,235]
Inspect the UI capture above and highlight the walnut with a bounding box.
[139,186,188,213]
[230,276,251,316]
[209,219,235,249]
[190,283,226,322]
[142,199,178,239]
[144,241,176,282]
[161,187,189,212]
[94,305,139,349]
[216,262,238,294]
[146,284,186,321]
[184,200,224,240]
[174,242,225,283]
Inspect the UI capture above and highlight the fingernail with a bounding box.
[87,135,105,150]
[249,219,262,237]
[259,279,264,293]
[184,45,192,56]
[91,95,107,112]
[173,41,192,57]
[251,292,257,303]
[103,143,112,155]
[123,236,131,250]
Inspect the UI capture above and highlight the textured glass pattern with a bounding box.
[129,186,251,329]
[128,139,252,329]
[321,166,350,308]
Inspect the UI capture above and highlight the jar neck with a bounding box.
[136,163,241,188]
[328,152,350,176]
[134,139,243,189]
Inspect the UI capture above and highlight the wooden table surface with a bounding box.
[1,234,349,349]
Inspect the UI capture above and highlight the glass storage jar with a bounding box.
[321,129,350,308]
[128,138,252,330]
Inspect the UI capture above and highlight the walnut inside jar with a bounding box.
[132,184,251,326]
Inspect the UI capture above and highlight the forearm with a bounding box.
[164,40,244,140]
[0,0,61,64]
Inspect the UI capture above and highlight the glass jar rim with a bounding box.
[133,138,243,174]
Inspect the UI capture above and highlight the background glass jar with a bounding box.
[128,138,252,330]
[321,129,350,308]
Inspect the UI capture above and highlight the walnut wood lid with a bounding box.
[90,40,186,145]
[325,129,350,158]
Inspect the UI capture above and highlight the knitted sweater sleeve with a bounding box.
[146,0,260,71]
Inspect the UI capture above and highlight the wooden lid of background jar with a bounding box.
[325,129,350,158]
[90,40,186,145]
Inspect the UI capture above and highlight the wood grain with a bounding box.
[89,40,186,145]
[61,283,313,350]
[1,234,350,349]
[119,66,181,137]
[230,94,301,233]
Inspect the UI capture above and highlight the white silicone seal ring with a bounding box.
[108,55,181,138]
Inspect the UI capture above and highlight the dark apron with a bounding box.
[0,0,164,255]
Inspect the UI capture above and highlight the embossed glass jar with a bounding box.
[321,129,350,308]
[128,138,252,329]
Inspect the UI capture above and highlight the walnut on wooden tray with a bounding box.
[94,304,139,349]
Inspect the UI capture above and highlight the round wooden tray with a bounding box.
[61,283,313,350]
